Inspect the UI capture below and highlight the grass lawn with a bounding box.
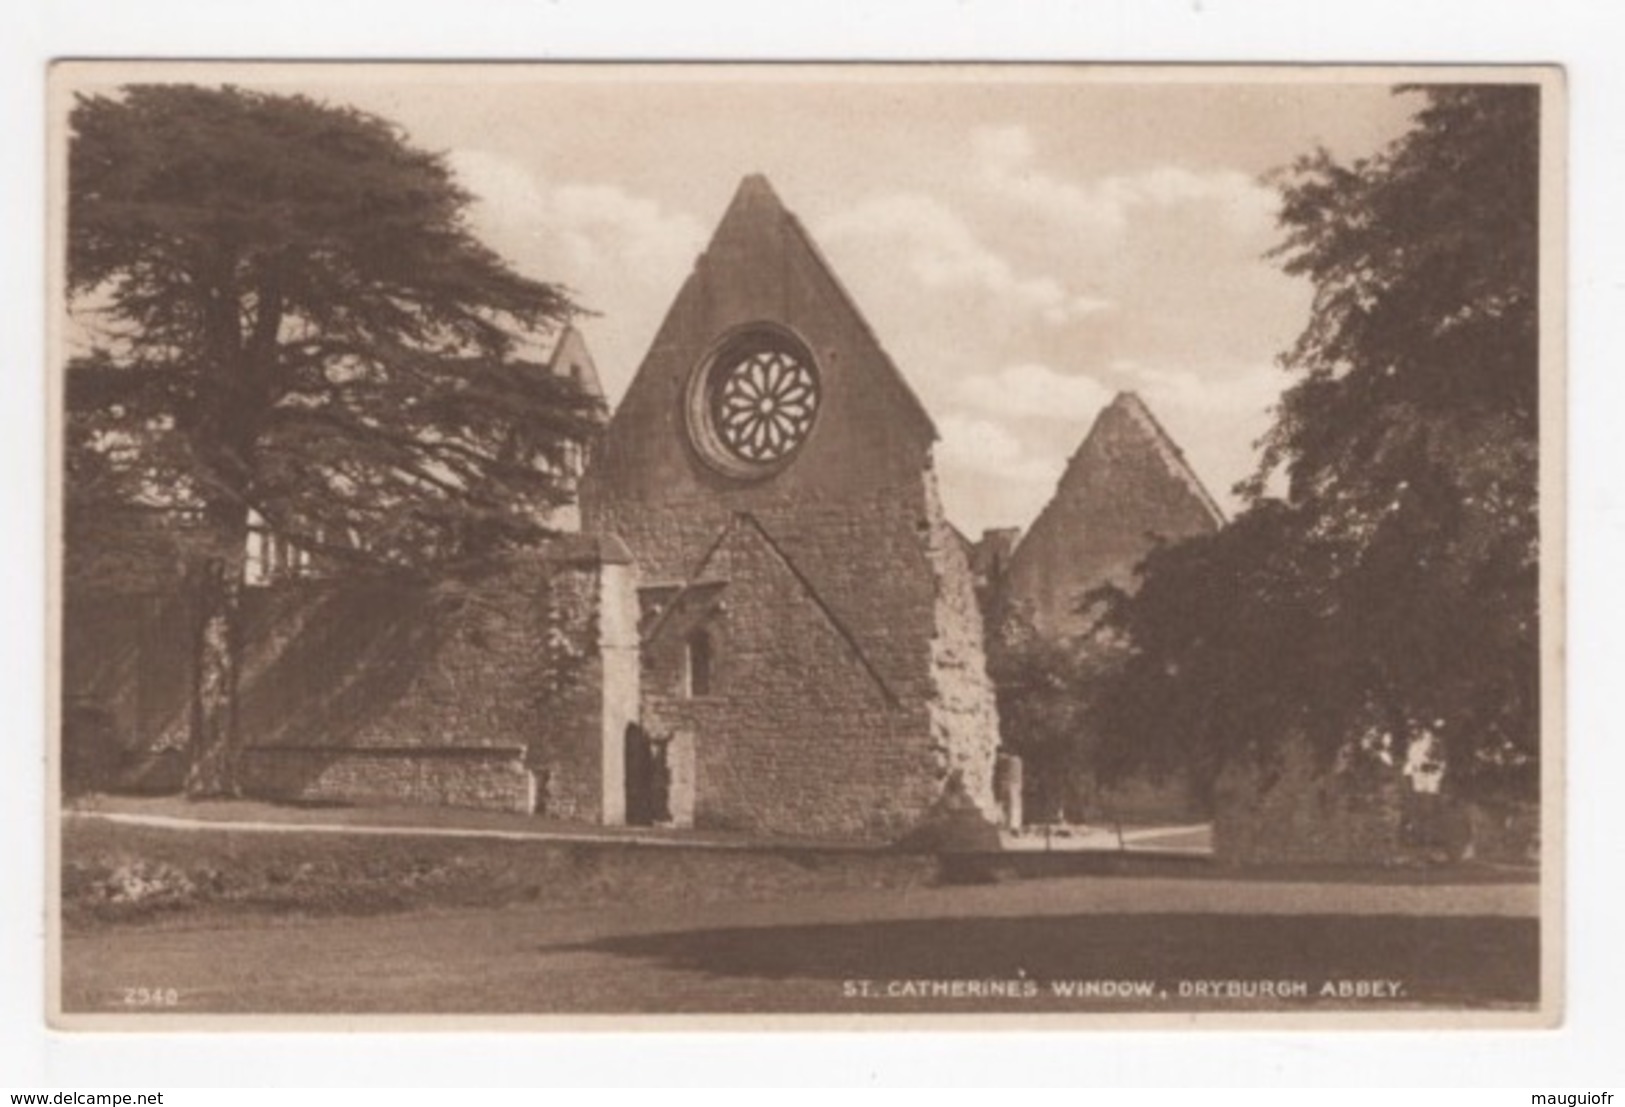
[60,899,1539,1016]
[63,798,1536,936]
[57,817,1541,1017]
[60,816,939,932]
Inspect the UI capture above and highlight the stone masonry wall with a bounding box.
[228,548,612,816]
[240,746,533,811]
[524,557,615,824]
[1001,392,1223,641]
[581,176,999,839]
[580,177,945,704]
[921,468,1000,821]
[639,516,936,840]
[68,546,616,816]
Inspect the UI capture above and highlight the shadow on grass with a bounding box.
[548,913,1538,1010]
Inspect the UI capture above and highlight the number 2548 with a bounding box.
[121,986,179,1007]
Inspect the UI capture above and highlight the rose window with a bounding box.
[711,347,819,463]
[686,326,822,478]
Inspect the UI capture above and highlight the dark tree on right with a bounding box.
[1092,86,1542,810]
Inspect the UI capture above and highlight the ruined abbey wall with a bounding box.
[582,176,999,839]
[1001,392,1224,640]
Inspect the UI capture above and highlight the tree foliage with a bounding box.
[985,611,1096,823]
[67,84,599,576]
[1092,85,1542,804]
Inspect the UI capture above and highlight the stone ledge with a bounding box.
[244,744,527,759]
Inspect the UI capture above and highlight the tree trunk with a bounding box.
[185,555,243,798]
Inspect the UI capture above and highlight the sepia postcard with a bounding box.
[45,60,1564,1029]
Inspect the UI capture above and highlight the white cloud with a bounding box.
[936,413,1062,486]
[819,194,1112,326]
[448,148,705,295]
[450,149,545,221]
[956,363,1114,422]
[445,149,707,395]
[971,125,1279,241]
[546,182,706,274]
[1113,360,1286,420]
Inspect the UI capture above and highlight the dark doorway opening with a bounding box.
[624,723,671,826]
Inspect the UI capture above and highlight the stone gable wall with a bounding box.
[580,185,943,700]
[1001,395,1223,640]
[594,490,941,702]
[582,177,1000,839]
[639,518,934,839]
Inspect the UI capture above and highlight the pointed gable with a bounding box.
[581,174,940,563]
[580,172,981,702]
[579,174,1001,835]
[706,175,937,436]
[547,325,605,407]
[1001,391,1224,639]
[1109,392,1225,525]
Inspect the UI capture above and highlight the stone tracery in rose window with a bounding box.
[686,326,823,478]
[709,346,820,464]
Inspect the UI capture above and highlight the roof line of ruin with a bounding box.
[1114,391,1227,526]
[735,512,900,707]
[583,175,940,461]
[1006,391,1226,569]
[638,519,747,645]
[649,510,899,707]
[761,177,939,441]
[544,323,606,403]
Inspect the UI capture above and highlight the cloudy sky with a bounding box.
[80,67,1422,537]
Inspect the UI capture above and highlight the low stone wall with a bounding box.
[1213,743,1404,865]
[68,542,623,817]
[240,745,535,813]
